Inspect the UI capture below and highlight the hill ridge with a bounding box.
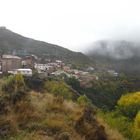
[0,27,91,65]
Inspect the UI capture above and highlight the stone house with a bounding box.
[1,55,22,72]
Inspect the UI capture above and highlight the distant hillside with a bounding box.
[86,40,140,74]
[0,27,91,65]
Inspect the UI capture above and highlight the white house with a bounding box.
[8,68,32,76]
[34,63,47,72]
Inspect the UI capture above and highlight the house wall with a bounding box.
[2,58,22,72]
[22,57,35,68]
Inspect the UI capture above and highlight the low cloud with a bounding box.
[86,40,140,60]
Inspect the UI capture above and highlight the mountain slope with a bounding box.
[0,27,91,65]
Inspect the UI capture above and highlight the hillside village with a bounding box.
[0,54,101,88]
[0,30,139,140]
[1,53,140,140]
[0,54,125,140]
[1,0,140,139]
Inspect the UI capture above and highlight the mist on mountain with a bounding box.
[85,40,140,74]
[86,40,140,60]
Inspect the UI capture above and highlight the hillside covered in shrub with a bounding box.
[0,74,113,140]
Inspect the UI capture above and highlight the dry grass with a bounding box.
[7,91,82,139]
[0,90,125,140]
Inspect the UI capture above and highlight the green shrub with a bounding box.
[44,81,72,100]
[65,77,81,92]
[15,74,26,91]
[97,111,133,139]
[2,75,15,93]
[117,91,140,118]
[2,74,26,94]
[77,95,92,107]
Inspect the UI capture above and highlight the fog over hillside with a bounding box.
[86,40,140,60]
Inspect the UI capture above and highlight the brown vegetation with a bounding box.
[0,89,108,140]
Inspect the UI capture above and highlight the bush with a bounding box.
[45,81,72,100]
[2,74,26,94]
[65,77,81,92]
[2,75,15,93]
[24,77,44,91]
[77,95,92,107]
[15,74,26,91]
[97,111,133,139]
[117,91,140,118]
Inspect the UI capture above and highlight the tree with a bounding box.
[117,91,140,118]
[65,77,81,92]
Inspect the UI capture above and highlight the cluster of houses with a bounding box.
[0,54,36,76]
[34,60,98,88]
[0,54,99,87]
[0,54,119,88]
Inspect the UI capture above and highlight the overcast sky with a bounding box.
[0,0,140,52]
